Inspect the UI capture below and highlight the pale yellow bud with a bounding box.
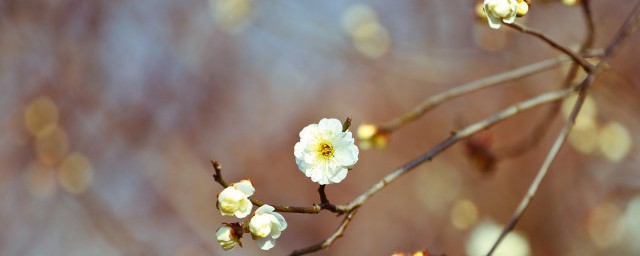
[516,2,529,16]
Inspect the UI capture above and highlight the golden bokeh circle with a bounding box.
[24,96,59,136]
[58,152,94,194]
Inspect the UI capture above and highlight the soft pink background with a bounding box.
[1,1,640,255]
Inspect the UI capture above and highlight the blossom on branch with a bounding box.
[294,118,359,185]
[249,204,288,250]
[216,223,243,251]
[483,0,518,29]
[217,179,254,218]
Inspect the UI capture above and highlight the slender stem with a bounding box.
[487,2,640,254]
[318,185,329,204]
[289,209,359,256]
[212,161,341,214]
[504,22,595,72]
[486,76,593,256]
[496,1,597,158]
[342,117,352,132]
[379,51,601,133]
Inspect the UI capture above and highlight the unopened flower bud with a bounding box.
[516,1,529,16]
[216,223,243,251]
[249,205,287,250]
[217,179,254,218]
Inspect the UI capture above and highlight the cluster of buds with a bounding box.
[215,118,360,252]
[215,180,288,251]
[476,0,531,29]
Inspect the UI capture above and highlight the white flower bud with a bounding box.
[216,224,241,251]
[217,179,254,218]
[483,0,518,29]
[249,205,287,250]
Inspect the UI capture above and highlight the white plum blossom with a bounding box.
[217,179,255,218]
[294,118,359,185]
[216,224,241,251]
[483,0,518,29]
[249,205,287,250]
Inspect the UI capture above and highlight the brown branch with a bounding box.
[212,161,343,214]
[379,51,601,133]
[487,2,640,254]
[486,76,594,256]
[504,22,595,72]
[336,87,577,213]
[496,0,597,159]
[291,87,580,254]
[342,117,352,132]
[318,185,329,204]
[289,209,359,256]
[289,80,581,255]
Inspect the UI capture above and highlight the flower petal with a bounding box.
[294,141,306,158]
[256,237,276,250]
[299,124,318,141]
[233,179,255,197]
[256,204,275,214]
[502,14,516,24]
[486,12,502,29]
[318,118,343,136]
[272,212,288,231]
[235,198,253,218]
[329,167,348,183]
[333,146,357,166]
[269,222,282,239]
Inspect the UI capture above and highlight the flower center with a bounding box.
[318,142,334,158]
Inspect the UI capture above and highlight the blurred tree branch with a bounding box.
[488,1,640,254]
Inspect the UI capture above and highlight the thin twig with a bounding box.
[337,87,578,213]
[504,22,595,72]
[318,185,329,204]
[212,161,341,214]
[486,76,593,256]
[342,117,352,132]
[496,0,597,158]
[289,79,582,255]
[289,209,359,256]
[379,51,601,133]
[487,2,640,254]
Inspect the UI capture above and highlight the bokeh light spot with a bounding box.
[24,96,59,136]
[451,198,479,230]
[587,202,623,249]
[568,117,599,154]
[415,162,461,213]
[561,94,598,130]
[598,121,632,162]
[466,220,531,256]
[58,152,94,194]
[211,0,253,33]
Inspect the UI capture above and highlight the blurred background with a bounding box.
[1,0,640,255]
